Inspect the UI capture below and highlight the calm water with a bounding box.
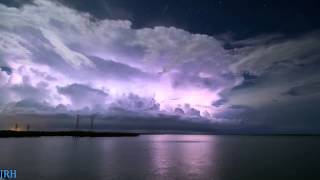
[0,135,320,180]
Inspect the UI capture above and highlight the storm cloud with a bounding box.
[0,0,319,132]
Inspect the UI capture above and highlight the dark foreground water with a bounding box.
[0,135,320,180]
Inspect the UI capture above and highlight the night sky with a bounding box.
[61,0,320,37]
[0,0,320,133]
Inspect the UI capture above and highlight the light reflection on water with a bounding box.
[0,135,320,180]
[148,135,216,179]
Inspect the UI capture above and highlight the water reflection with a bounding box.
[149,135,217,179]
[0,135,320,180]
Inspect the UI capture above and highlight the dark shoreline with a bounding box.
[0,130,140,137]
[0,130,320,138]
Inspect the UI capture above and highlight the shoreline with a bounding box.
[0,130,140,137]
[0,130,319,138]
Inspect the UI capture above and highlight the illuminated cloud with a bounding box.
[0,0,320,132]
[57,83,109,109]
[0,0,226,116]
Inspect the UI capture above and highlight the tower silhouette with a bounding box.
[90,115,96,130]
[75,115,80,130]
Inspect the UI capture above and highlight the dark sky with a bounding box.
[59,0,320,38]
[2,0,320,36]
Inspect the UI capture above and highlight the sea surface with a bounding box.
[0,135,320,180]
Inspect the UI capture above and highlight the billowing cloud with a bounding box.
[0,70,10,85]
[57,83,108,109]
[109,93,160,112]
[0,0,223,115]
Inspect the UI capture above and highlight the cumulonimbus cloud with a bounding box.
[0,0,320,132]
